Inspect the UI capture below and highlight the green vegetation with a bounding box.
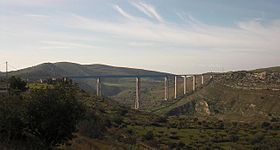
[28,83,54,89]
[121,114,280,149]
[9,76,28,93]
[0,77,85,149]
[1,64,280,149]
[25,83,85,147]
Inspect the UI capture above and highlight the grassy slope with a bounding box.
[154,73,280,121]
[72,91,280,149]
[6,78,280,149]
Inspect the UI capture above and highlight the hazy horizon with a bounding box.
[0,61,279,75]
[1,0,280,74]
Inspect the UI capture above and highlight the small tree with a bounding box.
[26,83,85,147]
[144,131,154,140]
[9,76,28,93]
[78,111,106,139]
[0,95,26,141]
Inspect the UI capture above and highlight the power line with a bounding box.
[8,64,18,70]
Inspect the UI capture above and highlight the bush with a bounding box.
[247,133,264,145]
[25,83,85,147]
[0,95,26,141]
[178,141,185,148]
[261,122,271,129]
[78,111,106,139]
[144,131,154,140]
[9,76,28,94]
[168,142,177,149]
[229,134,239,142]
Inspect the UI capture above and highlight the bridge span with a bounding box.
[68,74,213,109]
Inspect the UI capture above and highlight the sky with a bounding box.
[0,0,280,74]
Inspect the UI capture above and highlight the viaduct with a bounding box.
[69,74,213,109]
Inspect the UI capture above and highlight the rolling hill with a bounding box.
[6,62,170,79]
[154,67,280,121]
[2,62,172,103]
[252,66,280,73]
[2,63,280,118]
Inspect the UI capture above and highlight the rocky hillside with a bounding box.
[219,70,280,90]
[156,66,280,122]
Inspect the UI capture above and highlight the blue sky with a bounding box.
[0,0,280,73]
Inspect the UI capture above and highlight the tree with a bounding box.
[25,83,85,147]
[9,76,28,94]
[78,111,106,139]
[144,131,154,140]
[0,95,26,141]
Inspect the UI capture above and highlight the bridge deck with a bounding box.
[68,74,197,79]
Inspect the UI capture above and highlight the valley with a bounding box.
[1,63,280,149]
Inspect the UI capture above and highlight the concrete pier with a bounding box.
[183,76,187,95]
[96,77,102,96]
[164,76,169,100]
[174,76,177,99]
[135,77,140,109]
[69,73,212,109]
[193,75,196,91]
[201,75,204,85]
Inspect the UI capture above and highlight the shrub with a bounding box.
[9,76,28,94]
[168,143,177,149]
[26,84,85,147]
[0,95,26,140]
[178,141,185,148]
[247,133,264,145]
[261,122,271,129]
[78,111,106,139]
[229,134,239,142]
[144,131,154,140]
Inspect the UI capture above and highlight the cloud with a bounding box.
[68,11,280,52]
[0,0,66,6]
[113,5,137,21]
[40,41,100,50]
[1,2,280,73]
[24,14,51,18]
[130,1,164,22]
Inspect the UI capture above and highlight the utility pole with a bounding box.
[6,61,8,79]
[6,61,8,92]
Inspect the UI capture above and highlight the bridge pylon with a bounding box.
[135,77,140,109]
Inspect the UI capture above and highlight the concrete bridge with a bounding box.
[69,74,213,109]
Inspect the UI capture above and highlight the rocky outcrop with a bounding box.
[167,99,211,116]
[167,101,196,116]
[195,100,211,115]
[216,71,280,90]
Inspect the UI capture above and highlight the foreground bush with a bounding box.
[0,95,26,141]
[0,78,86,148]
[26,83,85,147]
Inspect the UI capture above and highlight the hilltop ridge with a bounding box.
[5,62,171,80]
[155,67,280,122]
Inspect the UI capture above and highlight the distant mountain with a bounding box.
[4,62,171,97]
[252,66,280,73]
[8,62,171,80]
